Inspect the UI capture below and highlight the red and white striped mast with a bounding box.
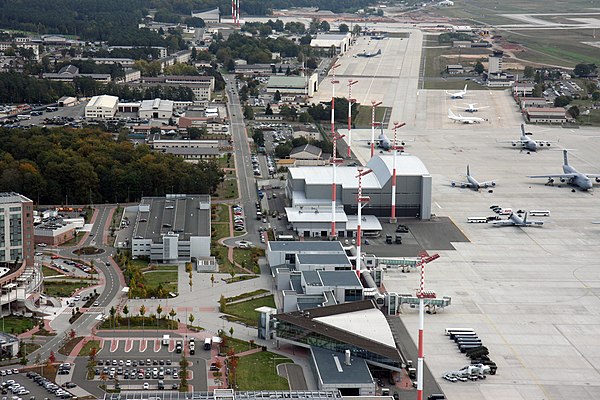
[330,63,341,239]
[415,251,440,400]
[236,0,240,26]
[390,121,406,223]
[355,168,372,269]
[370,100,382,159]
[347,80,358,158]
[231,0,236,24]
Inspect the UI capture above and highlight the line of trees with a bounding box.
[0,127,224,205]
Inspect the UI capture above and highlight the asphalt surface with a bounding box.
[32,204,124,362]
[223,75,260,247]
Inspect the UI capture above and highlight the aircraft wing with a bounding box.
[497,139,527,144]
[490,220,513,226]
[527,173,578,179]
[535,140,558,145]
[479,180,497,186]
[451,180,473,188]
[584,174,600,178]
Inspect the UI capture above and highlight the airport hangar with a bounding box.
[284,154,432,238]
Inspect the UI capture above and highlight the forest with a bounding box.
[0,0,375,40]
[0,127,224,205]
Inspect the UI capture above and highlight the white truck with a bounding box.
[162,334,170,346]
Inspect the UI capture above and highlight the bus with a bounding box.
[467,217,488,223]
[529,210,550,217]
[445,328,475,336]
[276,234,295,241]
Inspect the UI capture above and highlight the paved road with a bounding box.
[223,75,260,246]
[31,204,124,361]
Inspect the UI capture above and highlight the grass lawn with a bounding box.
[130,258,149,269]
[212,204,230,223]
[212,223,231,242]
[221,337,260,354]
[223,295,276,327]
[232,248,264,274]
[100,316,176,330]
[19,343,41,357]
[1,316,34,335]
[236,351,291,391]
[226,289,269,303]
[213,244,234,271]
[215,179,239,199]
[44,279,95,297]
[216,154,235,169]
[353,105,390,128]
[78,340,102,356]
[143,270,178,294]
[42,266,64,277]
[59,232,84,247]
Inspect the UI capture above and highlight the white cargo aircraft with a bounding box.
[446,84,468,99]
[447,109,485,124]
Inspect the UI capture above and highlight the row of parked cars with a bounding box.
[233,205,245,232]
[25,371,74,399]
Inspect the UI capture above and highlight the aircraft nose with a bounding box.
[585,180,593,190]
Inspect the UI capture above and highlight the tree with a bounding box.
[139,304,146,329]
[554,95,572,107]
[319,21,330,32]
[274,90,281,102]
[210,274,215,287]
[592,91,600,101]
[156,304,163,328]
[219,294,227,312]
[169,308,177,329]
[229,326,234,337]
[474,61,484,74]
[244,105,254,120]
[300,34,312,45]
[188,313,195,328]
[265,104,273,115]
[353,25,362,35]
[573,63,596,77]
[100,372,108,389]
[229,267,236,280]
[227,59,236,72]
[523,66,535,79]
[568,105,580,118]
[123,305,130,330]
[339,23,349,33]
[109,306,116,329]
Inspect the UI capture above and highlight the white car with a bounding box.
[143,383,149,390]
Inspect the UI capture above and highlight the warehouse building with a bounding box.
[139,98,174,121]
[131,194,211,263]
[310,33,352,55]
[525,107,569,123]
[267,74,319,97]
[285,154,432,238]
[84,95,119,119]
[139,75,215,101]
[191,8,220,24]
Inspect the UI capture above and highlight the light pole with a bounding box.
[390,121,406,223]
[370,101,382,159]
[415,251,439,400]
[330,63,341,239]
[347,80,358,158]
[355,168,372,270]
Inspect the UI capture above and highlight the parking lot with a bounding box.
[79,336,210,392]
[1,368,78,400]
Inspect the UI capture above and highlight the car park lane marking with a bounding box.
[139,338,147,352]
[154,339,161,352]
[110,338,119,352]
[125,338,133,352]
[168,339,176,353]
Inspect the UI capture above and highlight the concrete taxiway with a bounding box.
[322,31,600,400]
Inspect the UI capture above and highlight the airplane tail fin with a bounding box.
[466,164,470,177]
[448,108,455,117]
[520,124,525,137]
[523,212,528,224]
[563,149,569,166]
[463,84,468,92]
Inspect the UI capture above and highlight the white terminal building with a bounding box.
[84,95,119,119]
[285,154,432,238]
[139,98,174,121]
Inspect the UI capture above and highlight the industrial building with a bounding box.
[266,74,319,97]
[131,194,211,263]
[525,107,569,123]
[310,33,352,55]
[84,95,119,119]
[139,75,215,101]
[191,8,221,24]
[284,154,432,238]
[139,98,174,120]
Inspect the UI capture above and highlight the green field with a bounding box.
[44,279,95,297]
[215,178,239,199]
[79,340,102,356]
[0,316,34,334]
[221,337,260,354]
[425,1,600,67]
[235,351,291,391]
[223,296,276,327]
[143,269,178,294]
[353,105,391,128]
[42,266,64,277]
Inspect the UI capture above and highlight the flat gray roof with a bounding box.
[311,347,373,385]
[269,241,344,253]
[133,194,210,241]
[297,253,349,266]
[318,270,362,287]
